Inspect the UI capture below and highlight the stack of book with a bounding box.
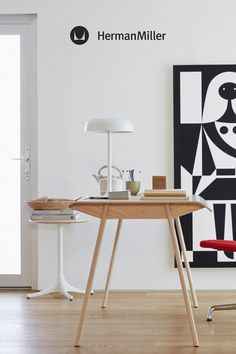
[30,210,80,221]
[140,189,189,200]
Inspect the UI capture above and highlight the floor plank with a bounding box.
[0,291,236,354]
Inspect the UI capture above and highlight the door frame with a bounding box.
[0,14,38,289]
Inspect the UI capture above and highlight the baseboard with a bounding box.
[0,286,32,290]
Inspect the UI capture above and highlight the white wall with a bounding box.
[1,0,236,290]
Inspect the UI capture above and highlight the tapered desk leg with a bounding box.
[74,205,108,347]
[165,206,199,347]
[102,219,123,308]
[175,217,198,308]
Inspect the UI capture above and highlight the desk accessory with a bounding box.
[30,209,81,220]
[152,176,166,189]
[144,189,186,197]
[89,196,108,199]
[108,190,130,200]
[26,198,74,210]
[140,196,189,200]
[84,118,134,193]
[123,169,141,181]
[141,189,188,200]
[123,169,141,195]
[126,181,140,196]
[93,165,124,195]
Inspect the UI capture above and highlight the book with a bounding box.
[143,189,186,197]
[108,191,130,200]
[140,196,189,201]
[30,213,81,221]
[31,209,78,215]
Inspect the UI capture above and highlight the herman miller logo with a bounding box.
[70,26,167,45]
[98,30,166,41]
[70,26,89,45]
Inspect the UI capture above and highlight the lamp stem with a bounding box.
[107,131,112,192]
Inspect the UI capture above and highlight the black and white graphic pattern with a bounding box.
[174,65,236,267]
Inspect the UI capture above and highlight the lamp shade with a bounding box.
[84,118,134,133]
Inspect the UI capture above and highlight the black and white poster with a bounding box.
[174,65,236,267]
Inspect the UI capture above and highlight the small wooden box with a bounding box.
[152,176,166,190]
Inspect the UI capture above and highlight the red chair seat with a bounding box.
[200,239,236,321]
[200,240,236,252]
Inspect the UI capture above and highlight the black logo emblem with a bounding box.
[70,26,89,45]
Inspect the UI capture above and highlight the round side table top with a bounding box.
[29,219,88,225]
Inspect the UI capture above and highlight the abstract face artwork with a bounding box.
[174,65,236,267]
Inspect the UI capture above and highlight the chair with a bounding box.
[200,239,236,321]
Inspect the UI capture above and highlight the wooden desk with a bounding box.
[70,197,210,347]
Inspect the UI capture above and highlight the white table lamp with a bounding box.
[84,118,134,193]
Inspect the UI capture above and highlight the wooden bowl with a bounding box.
[25,199,74,211]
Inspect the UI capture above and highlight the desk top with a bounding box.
[70,196,210,219]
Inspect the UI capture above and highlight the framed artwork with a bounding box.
[174,65,236,267]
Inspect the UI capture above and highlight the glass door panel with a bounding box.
[0,16,37,287]
[0,35,21,275]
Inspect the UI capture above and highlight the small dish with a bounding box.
[25,199,74,210]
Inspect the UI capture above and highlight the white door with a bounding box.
[0,15,37,287]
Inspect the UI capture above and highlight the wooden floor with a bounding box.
[1,291,236,354]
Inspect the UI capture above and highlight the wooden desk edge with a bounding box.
[70,197,211,211]
[69,197,211,220]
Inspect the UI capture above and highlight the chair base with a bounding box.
[207,303,236,321]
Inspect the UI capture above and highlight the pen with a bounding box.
[123,169,141,181]
[89,196,108,199]
[130,169,134,181]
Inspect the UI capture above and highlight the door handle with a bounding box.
[12,147,30,180]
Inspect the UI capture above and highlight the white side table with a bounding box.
[28,219,88,300]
